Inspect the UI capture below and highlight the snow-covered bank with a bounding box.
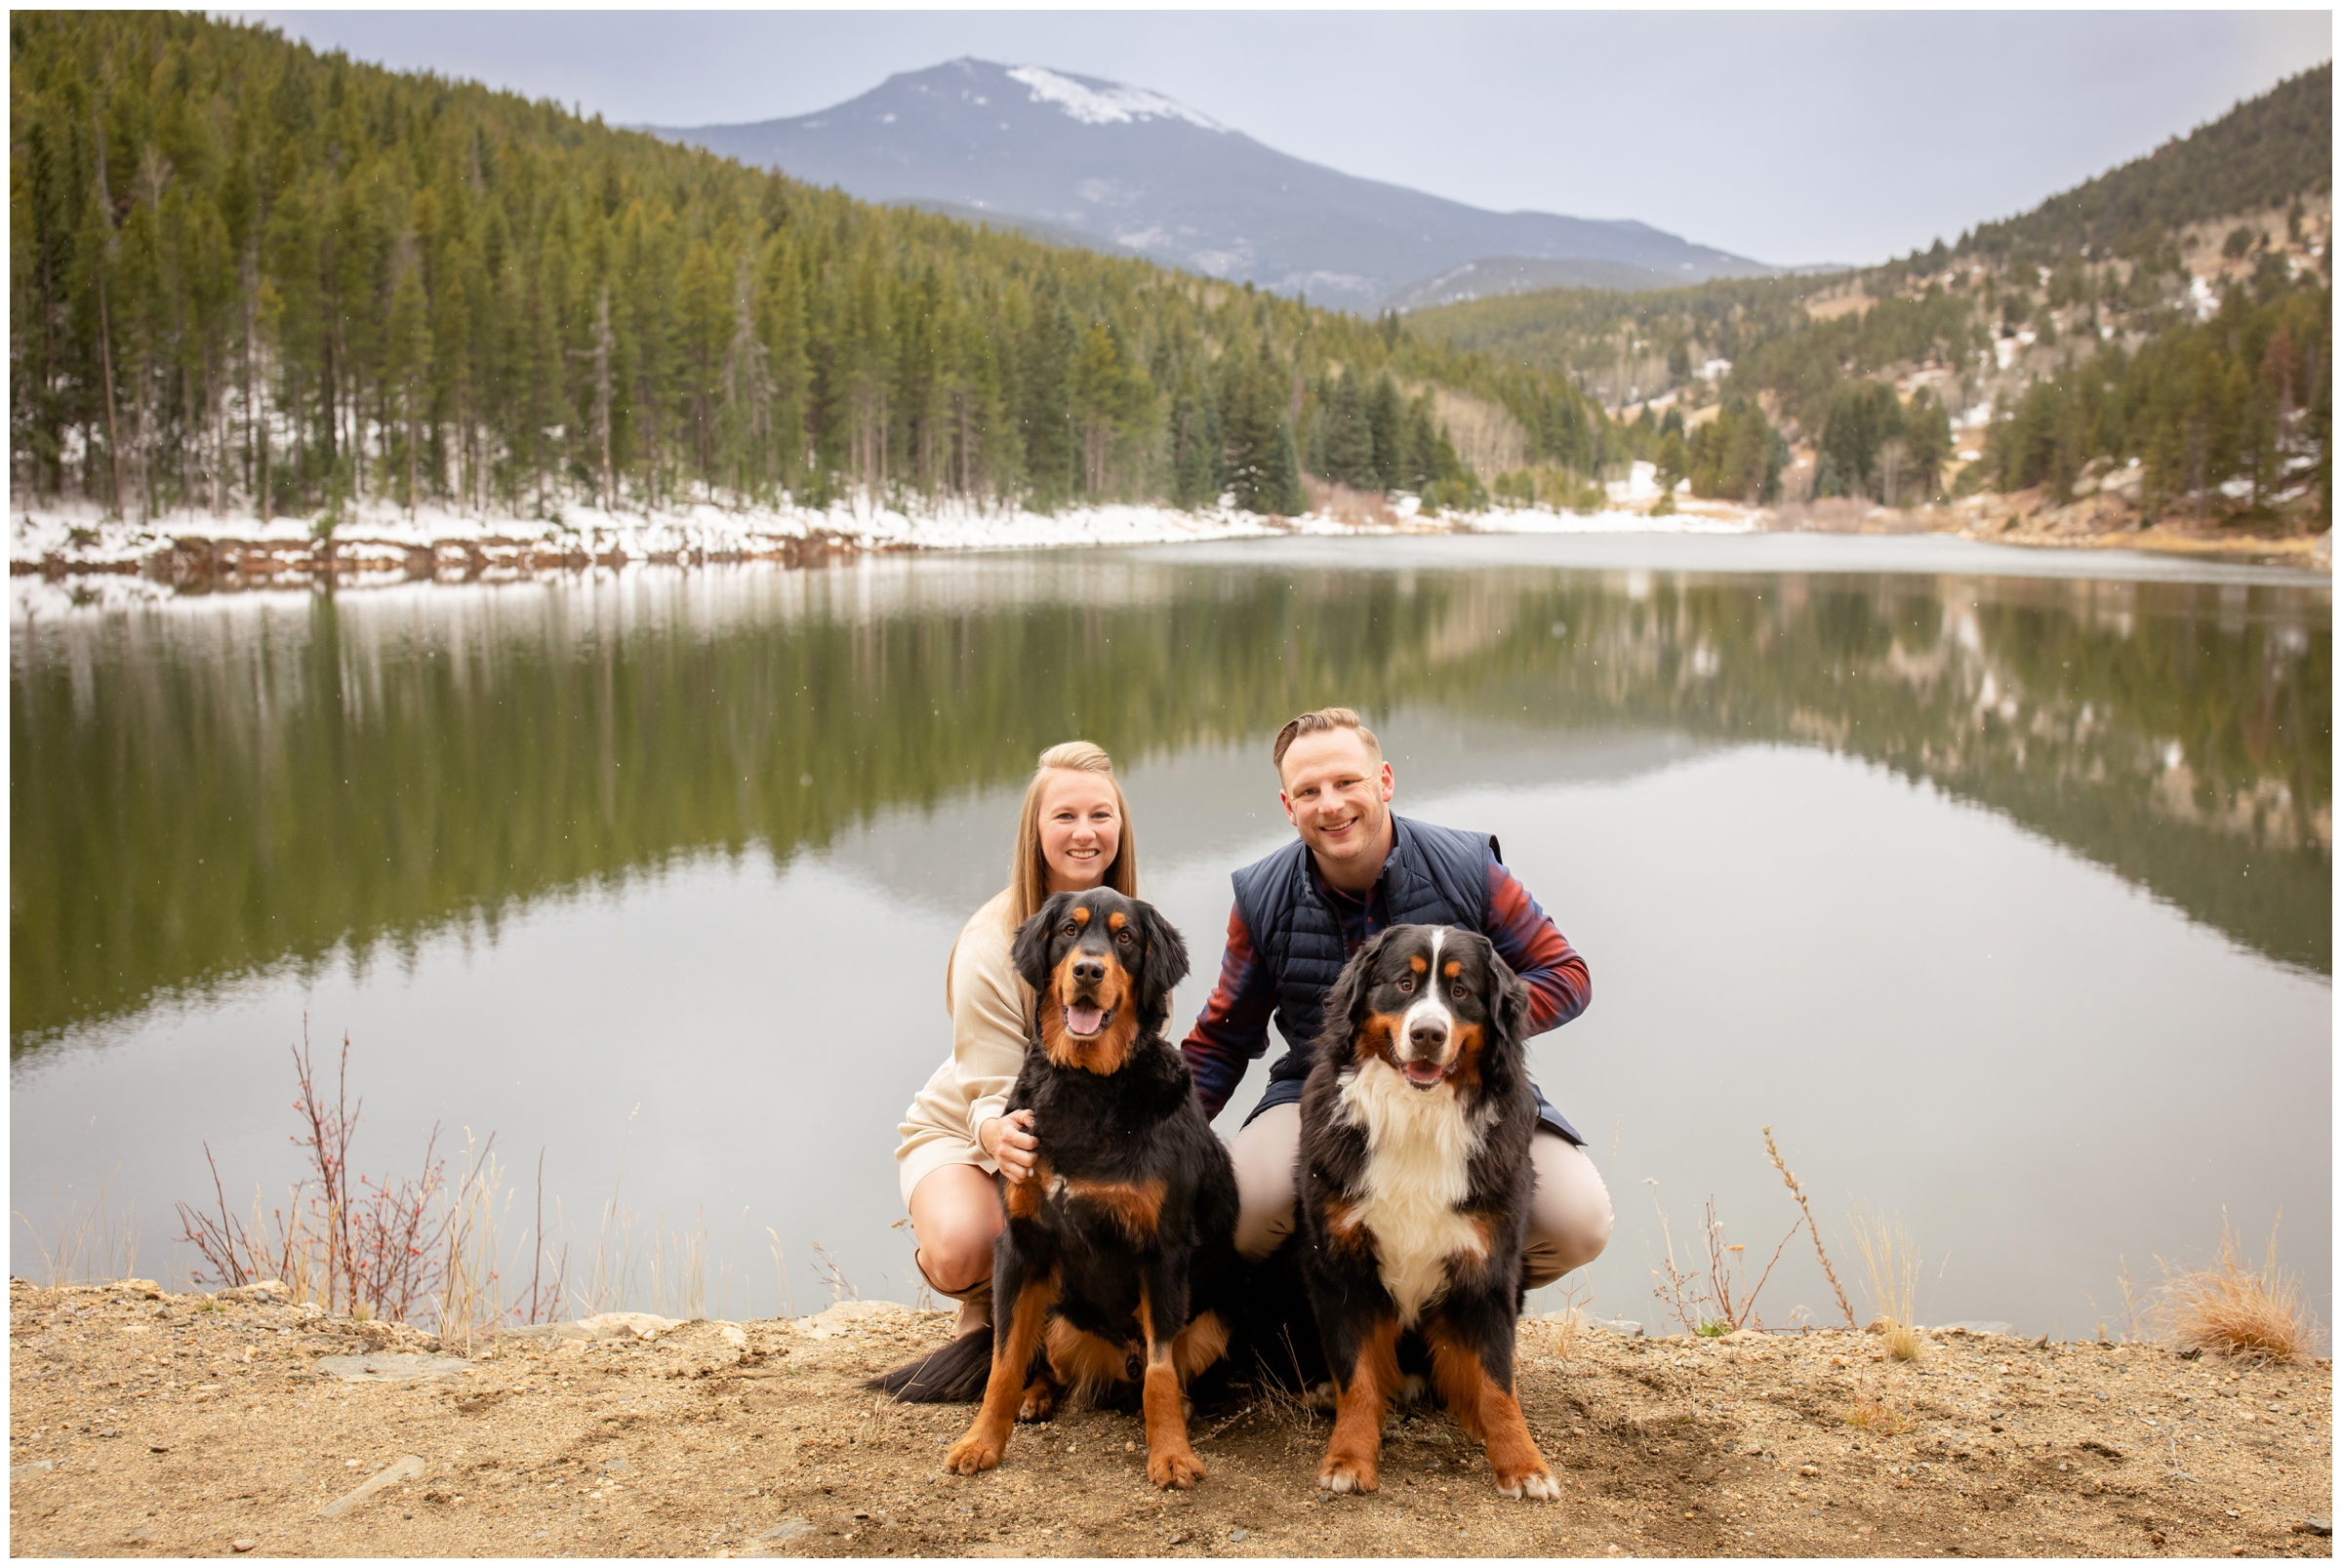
[11,491,1755,584]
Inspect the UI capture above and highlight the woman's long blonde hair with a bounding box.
[1009,741,1139,924]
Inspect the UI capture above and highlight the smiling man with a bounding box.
[1181,707,1612,1286]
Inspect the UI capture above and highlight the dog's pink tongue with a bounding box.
[1404,1060,1446,1086]
[1067,1002,1106,1036]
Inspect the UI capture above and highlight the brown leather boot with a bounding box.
[950,1278,992,1340]
[915,1248,992,1339]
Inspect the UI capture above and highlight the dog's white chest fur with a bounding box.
[1333,1057,1486,1327]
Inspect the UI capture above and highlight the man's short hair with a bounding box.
[1272,707,1383,773]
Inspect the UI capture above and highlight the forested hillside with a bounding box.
[1412,66,2333,527]
[9,11,1618,528]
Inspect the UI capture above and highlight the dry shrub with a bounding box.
[1299,475,1400,529]
[1849,1209,1925,1361]
[2158,1210,2320,1363]
[1844,1398,1907,1434]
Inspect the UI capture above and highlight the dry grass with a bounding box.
[2157,1210,2321,1363]
[1541,1278,1595,1361]
[11,1161,139,1287]
[1764,1125,1857,1329]
[1848,1209,1925,1361]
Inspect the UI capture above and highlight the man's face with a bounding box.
[1278,730,1395,879]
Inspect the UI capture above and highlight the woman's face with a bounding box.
[1036,770,1122,894]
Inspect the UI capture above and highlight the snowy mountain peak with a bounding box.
[1001,64,1226,133]
[661,57,1774,307]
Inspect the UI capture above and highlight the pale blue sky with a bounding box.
[249,11,2331,266]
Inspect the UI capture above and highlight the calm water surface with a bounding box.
[11,535,2330,1336]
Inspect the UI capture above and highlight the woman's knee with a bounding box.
[909,1168,1003,1294]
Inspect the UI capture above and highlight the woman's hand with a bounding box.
[978,1109,1039,1184]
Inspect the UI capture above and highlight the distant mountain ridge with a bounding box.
[653,58,1778,308]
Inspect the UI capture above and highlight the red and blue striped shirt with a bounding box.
[1180,845,1590,1122]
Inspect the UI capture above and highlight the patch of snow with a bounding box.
[1699,358,1732,382]
[2218,477,2254,501]
[10,494,1296,572]
[12,488,1772,600]
[1608,461,1662,503]
[1005,66,1224,132]
[2187,275,2217,321]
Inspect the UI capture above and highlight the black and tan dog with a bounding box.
[871,888,1239,1489]
[1296,923,1560,1501]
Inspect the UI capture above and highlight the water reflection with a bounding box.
[12,545,2327,1056]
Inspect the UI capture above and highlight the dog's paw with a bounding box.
[1017,1382,1057,1423]
[1147,1445,1206,1489]
[1316,1454,1379,1494]
[1495,1465,1559,1502]
[943,1433,1004,1475]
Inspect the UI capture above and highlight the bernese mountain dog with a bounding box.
[870,887,1239,1490]
[1296,922,1560,1501]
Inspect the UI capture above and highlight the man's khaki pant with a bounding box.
[1229,1102,1614,1289]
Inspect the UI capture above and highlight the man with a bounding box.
[1181,707,1612,1288]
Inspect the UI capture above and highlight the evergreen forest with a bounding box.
[9,10,1617,528]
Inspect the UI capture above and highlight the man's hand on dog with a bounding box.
[979,1109,1040,1184]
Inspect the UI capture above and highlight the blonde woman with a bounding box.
[896,742,1140,1336]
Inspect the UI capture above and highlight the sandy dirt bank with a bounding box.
[9,1279,2331,1558]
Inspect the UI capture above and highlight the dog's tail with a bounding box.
[866,1328,992,1403]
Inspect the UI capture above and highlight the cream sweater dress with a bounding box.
[894,889,1032,1209]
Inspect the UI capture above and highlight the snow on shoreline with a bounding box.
[10,492,1755,573]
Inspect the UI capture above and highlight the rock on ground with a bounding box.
[8,1279,2332,1557]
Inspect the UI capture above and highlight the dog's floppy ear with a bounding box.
[1476,935,1533,1082]
[1313,926,1394,1056]
[1133,900,1190,1032]
[1012,893,1073,996]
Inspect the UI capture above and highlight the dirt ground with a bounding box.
[9,1278,2332,1559]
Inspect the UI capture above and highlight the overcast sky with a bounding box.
[249,10,2331,266]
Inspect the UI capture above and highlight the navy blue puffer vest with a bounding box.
[1230,814,1577,1141]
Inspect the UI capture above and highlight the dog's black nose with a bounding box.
[1071,955,1107,985]
[1408,1019,1449,1054]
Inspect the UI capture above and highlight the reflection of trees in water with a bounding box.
[10,565,2329,1051]
[1411,573,2329,972]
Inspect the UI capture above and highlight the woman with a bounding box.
[895,741,1140,1336]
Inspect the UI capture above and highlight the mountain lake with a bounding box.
[10,533,2330,1342]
